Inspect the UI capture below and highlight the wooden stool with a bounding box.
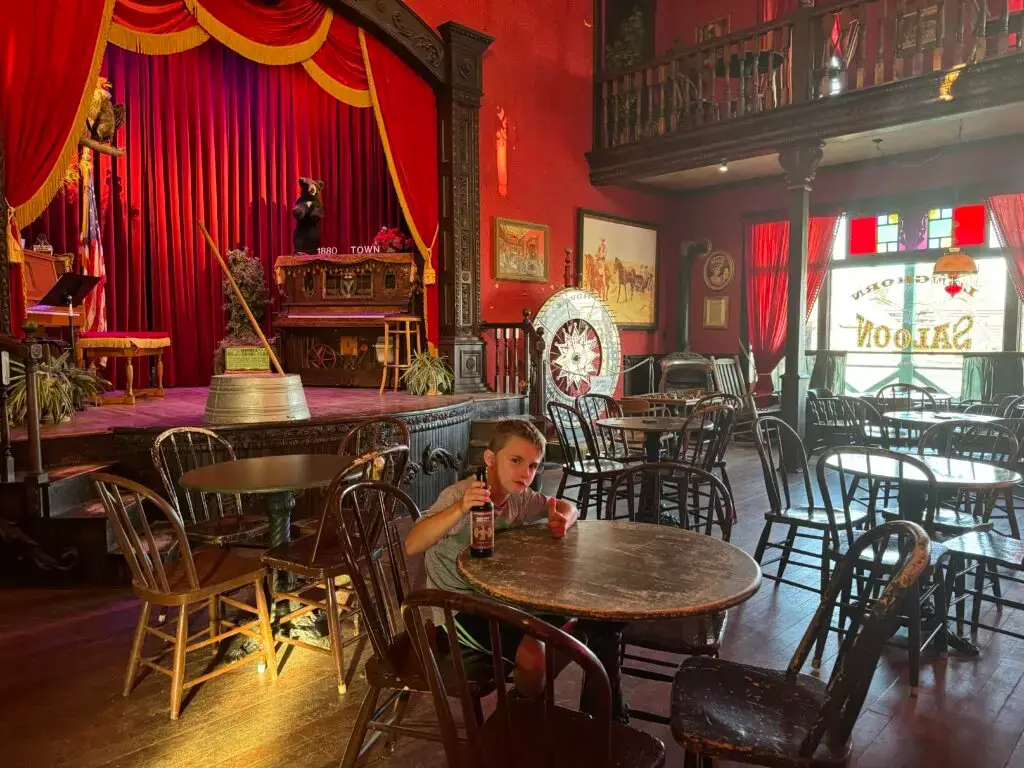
[379,315,422,393]
[75,332,171,405]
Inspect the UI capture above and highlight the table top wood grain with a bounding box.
[179,453,355,495]
[457,520,762,622]
[597,417,691,433]
[823,453,1021,489]
[883,410,1003,426]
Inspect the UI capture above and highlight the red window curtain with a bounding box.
[23,42,400,388]
[746,216,839,391]
[987,194,1024,302]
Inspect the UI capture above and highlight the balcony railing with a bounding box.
[480,310,547,420]
[596,0,1024,150]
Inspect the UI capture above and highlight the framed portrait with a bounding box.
[703,250,735,292]
[696,16,730,44]
[897,5,939,51]
[703,296,729,329]
[577,209,660,330]
[493,217,549,282]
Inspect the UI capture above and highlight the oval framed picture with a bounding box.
[703,251,735,292]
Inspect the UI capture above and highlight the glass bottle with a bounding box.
[469,465,494,558]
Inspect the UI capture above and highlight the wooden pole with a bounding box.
[198,222,284,376]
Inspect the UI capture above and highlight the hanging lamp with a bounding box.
[932,246,978,296]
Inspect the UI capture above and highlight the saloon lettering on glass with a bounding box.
[851,274,978,301]
[855,314,974,351]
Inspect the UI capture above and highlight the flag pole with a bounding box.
[198,222,285,376]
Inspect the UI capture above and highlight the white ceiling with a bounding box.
[639,101,1024,191]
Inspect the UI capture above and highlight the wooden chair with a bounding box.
[576,392,643,464]
[548,401,625,520]
[673,403,737,519]
[261,445,410,693]
[92,473,277,720]
[605,462,733,725]
[816,447,952,688]
[876,382,937,412]
[151,426,270,547]
[671,521,930,767]
[402,589,667,768]
[337,481,498,767]
[753,418,869,594]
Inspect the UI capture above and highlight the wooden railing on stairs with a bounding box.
[596,0,1024,150]
[480,309,547,420]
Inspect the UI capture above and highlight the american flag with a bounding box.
[79,162,107,334]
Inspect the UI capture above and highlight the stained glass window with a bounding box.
[927,207,953,249]
[877,213,900,253]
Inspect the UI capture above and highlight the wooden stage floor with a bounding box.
[5,449,1024,767]
[11,386,520,441]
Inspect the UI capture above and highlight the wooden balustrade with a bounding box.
[0,334,44,486]
[596,0,1024,150]
[480,310,547,420]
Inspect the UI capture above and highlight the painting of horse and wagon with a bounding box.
[577,209,660,330]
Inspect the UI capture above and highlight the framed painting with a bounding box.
[703,250,735,292]
[703,296,729,329]
[696,16,730,44]
[577,209,659,330]
[493,217,549,282]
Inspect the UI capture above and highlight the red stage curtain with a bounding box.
[184,0,331,65]
[110,0,209,54]
[746,216,839,391]
[988,194,1024,302]
[360,30,440,345]
[304,16,371,106]
[2,1,114,232]
[24,42,400,388]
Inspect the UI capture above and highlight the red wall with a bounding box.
[655,0,759,54]
[409,0,677,357]
[679,140,1024,355]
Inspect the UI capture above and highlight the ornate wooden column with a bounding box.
[436,22,493,393]
[778,141,823,439]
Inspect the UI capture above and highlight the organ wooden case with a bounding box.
[272,252,418,387]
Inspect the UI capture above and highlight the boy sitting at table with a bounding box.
[405,419,599,701]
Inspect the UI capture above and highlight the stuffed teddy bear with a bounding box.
[292,177,325,254]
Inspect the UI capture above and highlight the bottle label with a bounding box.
[470,508,494,551]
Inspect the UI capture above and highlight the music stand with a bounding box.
[39,273,101,359]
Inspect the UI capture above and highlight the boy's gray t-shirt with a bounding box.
[423,477,549,595]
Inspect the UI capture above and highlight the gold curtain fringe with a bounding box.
[357,29,432,264]
[108,21,209,55]
[77,336,171,350]
[14,0,116,227]
[301,60,371,108]
[184,0,332,66]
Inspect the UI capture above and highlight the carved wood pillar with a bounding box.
[778,141,823,440]
[436,22,493,393]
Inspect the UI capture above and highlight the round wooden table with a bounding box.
[598,417,690,521]
[179,453,356,547]
[883,410,1004,428]
[822,453,1021,491]
[457,520,761,720]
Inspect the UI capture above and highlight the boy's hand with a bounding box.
[547,497,573,538]
[459,481,491,515]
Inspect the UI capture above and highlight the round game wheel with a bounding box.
[533,288,622,406]
[306,342,337,369]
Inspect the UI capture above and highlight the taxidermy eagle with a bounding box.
[81,77,126,156]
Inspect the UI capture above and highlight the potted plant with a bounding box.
[214,246,277,374]
[5,351,110,424]
[401,349,454,396]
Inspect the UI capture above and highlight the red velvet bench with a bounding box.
[74,331,171,405]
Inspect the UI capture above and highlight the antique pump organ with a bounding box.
[272,252,418,387]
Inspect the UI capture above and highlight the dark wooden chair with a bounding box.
[576,392,642,464]
[402,589,666,768]
[337,481,498,767]
[151,426,270,547]
[753,417,868,594]
[805,392,856,455]
[92,472,277,720]
[261,445,410,693]
[816,447,952,689]
[604,462,734,725]
[876,382,937,412]
[673,403,737,518]
[670,521,930,768]
[838,396,896,449]
[548,401,625,520]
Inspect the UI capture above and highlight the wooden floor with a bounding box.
[5,446,1024,767]
[10,386,519,442]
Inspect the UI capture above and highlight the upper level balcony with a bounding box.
[588,0,1024,190]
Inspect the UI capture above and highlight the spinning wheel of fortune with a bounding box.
[532,288,622,406]
[306,342,337,369]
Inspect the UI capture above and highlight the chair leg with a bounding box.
[579,479,592,521]
[776,524,798,579]
[906,582,922,693]
[555,471,568,501]
[124,601,152,697]
[971,559,987,636]
[753,521,772,565]
[253,578,278,681]
[169,605,189,720]
[324,578,349,694]
[207,595,220,644]
[341,685,383,768]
